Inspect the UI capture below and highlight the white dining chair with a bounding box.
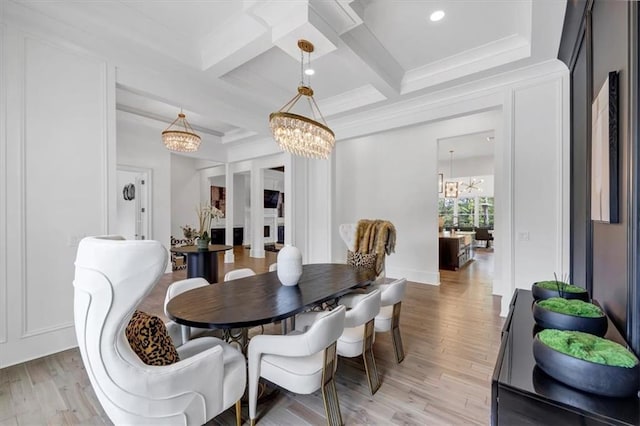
[248,305,347,426]
[73,236,246,426]
[374,277,407,363]
[224,267,256,281]
[164,277,213,342]
[335,289,382,394]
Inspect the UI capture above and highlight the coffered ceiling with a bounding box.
[8,0,567,160]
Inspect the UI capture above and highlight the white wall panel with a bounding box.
[1,28,113,367]
[0,23,7,344]
[23,37,106,335]
[512,79,565,289]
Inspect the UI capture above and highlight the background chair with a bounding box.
[73,236,246,426]
[268,263,277,272]
[474,227,494,248]
[164,277,215,342]
[248,305,346,426]
[335,289,382,394]
[224,267,256,281]
[374,277,408,363]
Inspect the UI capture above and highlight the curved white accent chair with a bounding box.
[248,305,347,426]
[338,223,357,252]
[73,236,246,426]
[336,289,382,394]
[164,277,213,342]
[374,278,407,363]
[268,263,277,272]
[224,267,256,281]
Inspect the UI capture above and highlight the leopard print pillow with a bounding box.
[347,250,377,273]
[126,310,180,366]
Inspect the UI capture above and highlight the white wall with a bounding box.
[1,25,116,367]
[333,73,569,313]
[438,155,495,178]
[334,111,500,284]
[117,114,171,264]
[171,154,200,238]
[335,124,435,283]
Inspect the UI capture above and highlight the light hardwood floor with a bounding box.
[0,247,503,426]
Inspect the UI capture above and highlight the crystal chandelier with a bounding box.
[269,40,335,160]
[162,111,201,152]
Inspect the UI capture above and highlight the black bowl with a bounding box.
[532,282,590,301]
[533,301,608,336]
[533,334,639,397]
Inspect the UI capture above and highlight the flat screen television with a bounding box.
[264,189,280,208]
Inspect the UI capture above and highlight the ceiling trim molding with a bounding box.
[401,34,531,94]
[332,59,567,141]
[116,104,225,137]
[318,84,386,117]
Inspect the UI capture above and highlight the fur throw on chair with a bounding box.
[354,219,396,275]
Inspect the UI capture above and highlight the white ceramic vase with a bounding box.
[277,245,302,286]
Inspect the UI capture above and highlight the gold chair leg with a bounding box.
[391,302,405,363]
[362,319,381,395]
[321,342,344,426]
[235,400,242,426]
[250,418,256,426]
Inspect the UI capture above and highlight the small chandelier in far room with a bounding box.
[162,111,201,153]
[444,150,459,198]
[269,39,335,160]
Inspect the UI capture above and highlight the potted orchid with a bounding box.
[195,204,224,249]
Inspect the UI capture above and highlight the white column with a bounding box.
[224,163,234,263]
[250,166,265,258]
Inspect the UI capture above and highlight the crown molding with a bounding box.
[332,59,567,141]
[318,84,386,117]
[402,34,531,94]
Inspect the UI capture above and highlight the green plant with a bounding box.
[195,204,224,241]
[538,329,638,368]
[537,297,603,318]
[536,280,585,294]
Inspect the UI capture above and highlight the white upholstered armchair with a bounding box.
[73,236,246,426]
[248,305,347,426]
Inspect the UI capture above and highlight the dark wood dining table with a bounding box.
[166,263,374,330]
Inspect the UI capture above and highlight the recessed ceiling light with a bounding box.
[430,10,445,22]
[304,68,315,76]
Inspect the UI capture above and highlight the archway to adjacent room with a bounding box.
[437,130,496,280]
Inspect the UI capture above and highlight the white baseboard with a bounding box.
[386,267,440,286]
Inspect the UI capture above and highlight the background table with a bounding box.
[169,244,232,283]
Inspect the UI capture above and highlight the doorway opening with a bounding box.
[116,166,151,240]
[437,131,495,273]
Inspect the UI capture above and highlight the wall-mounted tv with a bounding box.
[264,189,280,209]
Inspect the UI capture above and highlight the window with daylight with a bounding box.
[438,196,494,228]
[438,198,455,227]
[479,197,494,227]
[457,197,475,227]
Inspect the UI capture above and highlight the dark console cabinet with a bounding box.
[492,289,640,425]
[210,227,243,246]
